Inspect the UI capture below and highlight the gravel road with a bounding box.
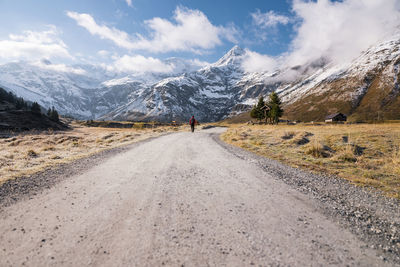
[0,127,397,266]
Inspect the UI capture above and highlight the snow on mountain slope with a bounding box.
[101,46,247,121]
[1,32,399,122]
[280,32,400,121]
[0,62,100,118]
[0,57,206,119]
[279,34,399,104]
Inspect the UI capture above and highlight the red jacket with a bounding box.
[189,118,196,125]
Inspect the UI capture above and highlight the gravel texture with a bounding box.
[0,136,162,209]
[0,128,398,266]
[213,132,400,264]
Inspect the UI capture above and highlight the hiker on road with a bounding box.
[189,116,197,133]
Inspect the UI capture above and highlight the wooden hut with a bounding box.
[325,113,347,123]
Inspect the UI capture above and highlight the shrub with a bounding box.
[42,145,56,151]
[133,122,144,129]
[282,131,295,140]
[26,149,38,157]
[305,140,324,157]
[337,151,357,162]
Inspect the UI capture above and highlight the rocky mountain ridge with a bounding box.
[0,33,399,122]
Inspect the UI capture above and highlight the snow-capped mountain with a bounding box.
[0,61,106,118]
[278,32,400,121]
[101,46,247,121]
[0,57,207,119]
[102,45,334,122]
[1,32,399,122]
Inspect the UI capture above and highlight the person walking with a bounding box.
[189,115,196,133]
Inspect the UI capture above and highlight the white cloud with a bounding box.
[67,7,238,53]
[241,49,278,73]
[32,60,86,75]
[125,0,132,7]
[66,11,135,49]
[97,50,110,57]
[187,58,210,68]
[0,26,72,62]
[109,55,175,73]
[135,6,239,53]
[288,0,400,66]
[251,10,291,28]
[107,54,210,74]
[243,0,400,73]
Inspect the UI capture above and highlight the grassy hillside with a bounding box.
[282,57,400,122]
[0,87,66,131]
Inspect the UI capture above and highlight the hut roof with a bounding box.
[325,113,346,119]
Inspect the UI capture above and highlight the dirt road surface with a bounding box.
[0,128,391,266]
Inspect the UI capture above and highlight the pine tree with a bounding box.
[49,106,59,122]
[250,96,265,122]
[47,108,51,117]
[0,89,16,103]
[30,102,41,115]
[7,91,15,103]
[15,98,25,110]
[250,104,259,120]
[268,92,283,124]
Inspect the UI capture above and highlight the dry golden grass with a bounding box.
[221,123,400,198]
[0,122,185,185]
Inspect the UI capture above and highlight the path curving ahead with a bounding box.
[0,128,389,266]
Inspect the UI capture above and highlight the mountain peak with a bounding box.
[227,45,245,56]
[213,45,246,67]
[223,45,246,60]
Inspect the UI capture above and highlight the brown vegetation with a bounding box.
[283,63,400,122]
[0,121,183,184]
[221,123,400,198]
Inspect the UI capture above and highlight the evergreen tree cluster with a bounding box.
[250,96,266,121]
[250,92,283,124]
[47,106,60,122]
[0,87,59,121]
[0,87,28,110]
[30,102,41,115]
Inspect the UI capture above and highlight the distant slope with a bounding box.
[281,33,400,121]
[0,59,204,120]
[0,32,399,122]
[101,46,247,122]
[0,87,66,131]
[219,111,252,124]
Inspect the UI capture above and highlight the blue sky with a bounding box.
[0,0,399,74]
[0,0,293,63]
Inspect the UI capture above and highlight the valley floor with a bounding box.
[0,122,182,185]
[221,123,400,199]
[0,127,398,266]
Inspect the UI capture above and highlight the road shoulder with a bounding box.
[0,134,166,209]
[213,131,400,264]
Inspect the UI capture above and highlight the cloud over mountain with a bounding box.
[251,10,291,28]
[0,26,72,63]
[288,0,400,66]
[108,55,175,73]
[67,7,238,54]
[66,11,135,50]
[242,0,400,73]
